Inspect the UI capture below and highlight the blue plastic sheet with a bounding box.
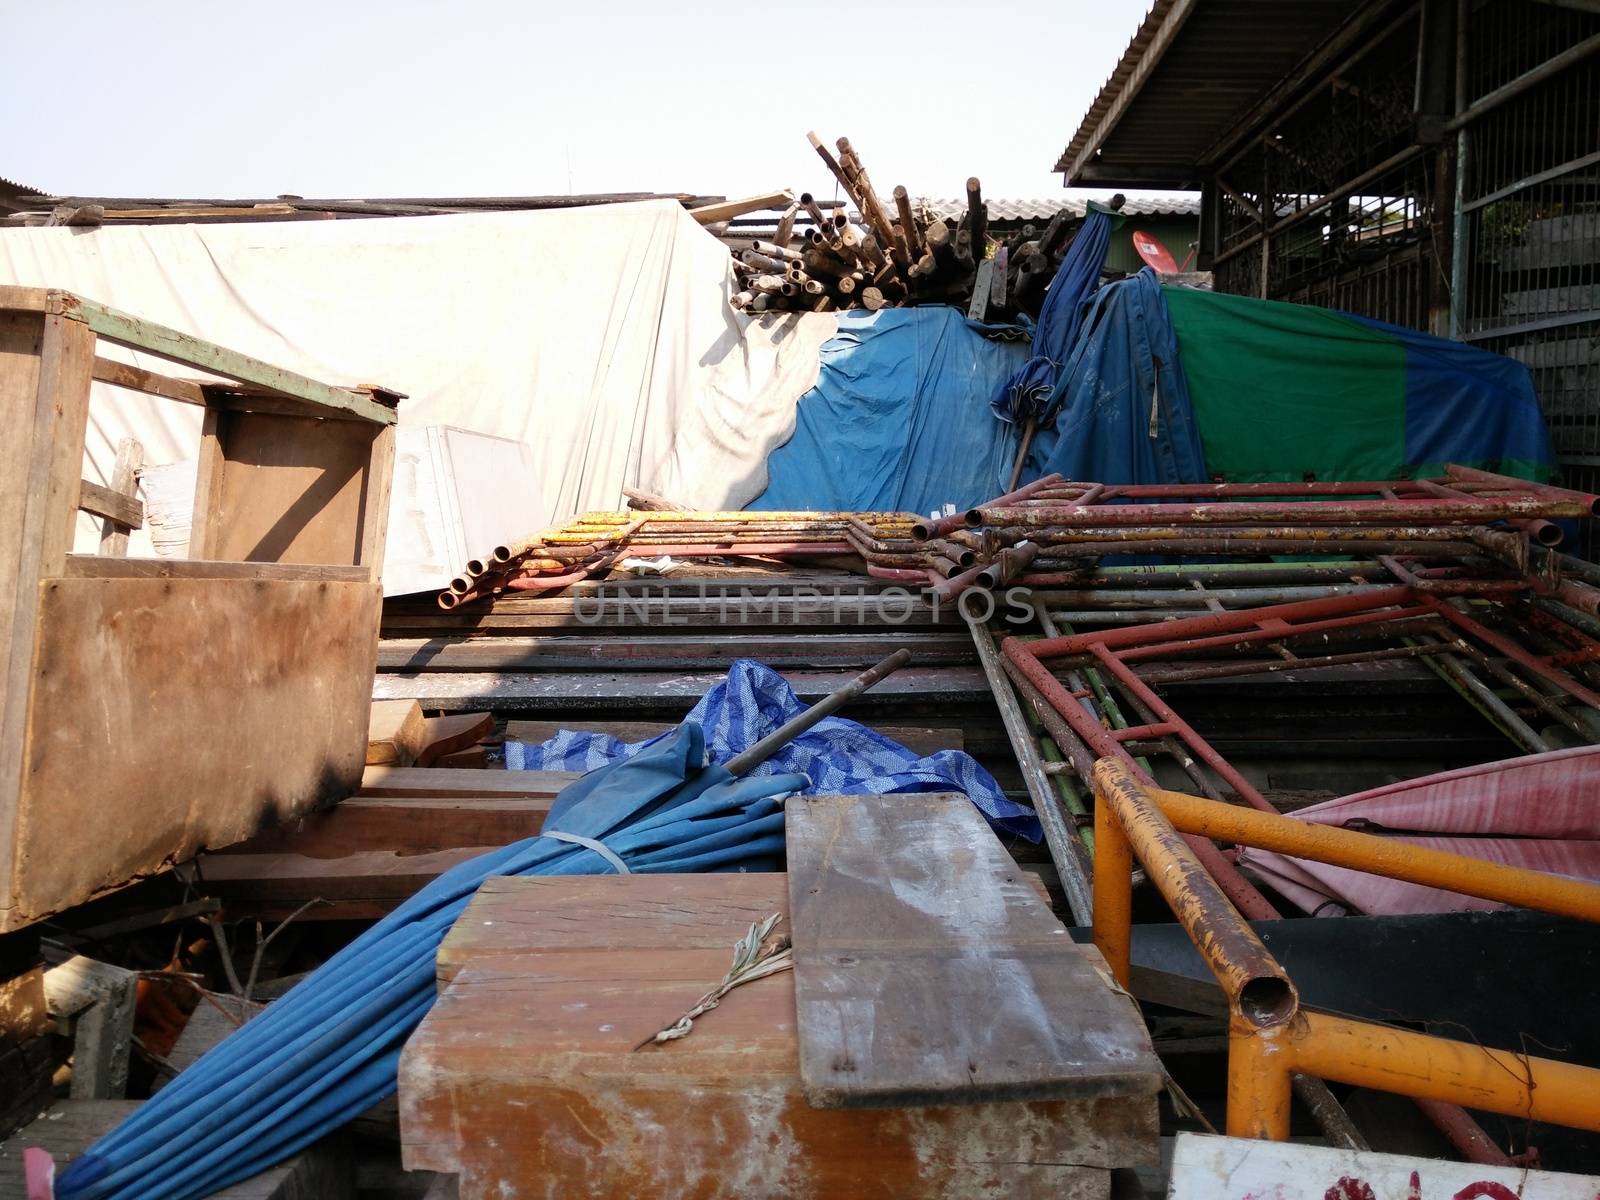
[508,658,1040,841]
[748,307,1031,515]
[991,205,1116,424]
[1031,269,1209,486]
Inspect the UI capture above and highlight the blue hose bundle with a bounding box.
[57,724,803,1200]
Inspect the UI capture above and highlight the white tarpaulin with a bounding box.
[0,201,834,582]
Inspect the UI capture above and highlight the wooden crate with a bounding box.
[401,874,1160,1199]
[0,286,400,931]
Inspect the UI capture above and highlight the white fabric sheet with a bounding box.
[0,202,834,575]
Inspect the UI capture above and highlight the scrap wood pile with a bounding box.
[729,130,1112,319]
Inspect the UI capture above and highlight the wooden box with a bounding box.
[400,874,1160,1199]
[0,286,399,930]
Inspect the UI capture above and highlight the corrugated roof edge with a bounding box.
[917,195,1199,222]
[0,175,47,211]
[1051,0,1177,176]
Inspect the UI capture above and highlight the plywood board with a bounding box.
[203,410,382,566]
[786,793,1163,1108]
[400,872,1157,1199]
[3,576,379,928]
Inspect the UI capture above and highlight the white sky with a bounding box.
[3,0,1162,204]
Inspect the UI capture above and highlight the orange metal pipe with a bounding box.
[1147,782,1600,922]
[1092,760,1298,1029]
[1091,796,1133,984]
[1229,1013,1600,1140]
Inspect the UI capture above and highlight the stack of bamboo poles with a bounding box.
[729,131,1101,319]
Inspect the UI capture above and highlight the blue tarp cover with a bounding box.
[1031,269,1210,486]
[508,658,1040,841]
[749,307,1030,516]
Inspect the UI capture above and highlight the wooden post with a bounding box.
[0,310,94,933]
[97,436,144,556]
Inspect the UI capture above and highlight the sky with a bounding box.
[3,0,1159,204]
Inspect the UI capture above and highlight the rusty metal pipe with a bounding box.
[911,473,1066,541]
[974,495,1596,527]
[1444,462,1600,514]
[1092,758,1298,1028]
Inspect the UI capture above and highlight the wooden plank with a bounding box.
[359,423,395,579]
[77,478,143,530]
[96,437,144,554]
[214,795,553,860]
[505,718,963,757]
[63,555,371,583]
[4,577,378,929]
[358,766,578,797]
[378,631,976,672]
[786,793,1163,1108]
[374,666,990,711]
[203,410,382,567]
[199,846,494,919]
[368,699,425,766]
[42,956,137,1099]
[414,712,493,767]
[186,404,227,559]
[0,1100,354,1199]
[0,310,94,935]
[400,872,1156,1196]
[1168,1132,1600,1199]
[56,290,397,425]
[687,189,794,224]
[91,355,207,405]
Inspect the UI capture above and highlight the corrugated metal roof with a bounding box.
[1053,0,1368,184]
[917,195,1199,222]
[0,174,47,212]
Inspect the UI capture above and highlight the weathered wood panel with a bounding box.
[4,576,379,928]
[786,793,1163,1109]
[0,311,95,938]
[400,873,1157,1199]
[202,411,384,566]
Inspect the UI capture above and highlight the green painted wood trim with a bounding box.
[52,290,398,425]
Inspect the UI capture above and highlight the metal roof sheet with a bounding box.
[1053,0,1367,184]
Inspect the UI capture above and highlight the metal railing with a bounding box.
[1089,756,1600,1141]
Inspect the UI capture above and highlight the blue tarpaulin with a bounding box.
[990,204,1116,425]
[748,307,1031,516]
[508,658,1040,841]
[1030,269,1210,486]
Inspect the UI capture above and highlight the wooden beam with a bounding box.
[358,765,578,797]
[97,438,144,555]
[91,356,207,406]
[367,699,425,767]
[77,479,143,530]
[52,290,396,425]
[688,190,795,224]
